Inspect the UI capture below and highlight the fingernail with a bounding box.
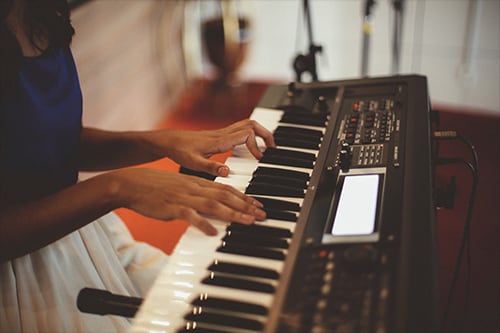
[217,165,229,176]
[254,208,266,220]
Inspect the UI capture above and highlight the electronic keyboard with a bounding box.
[130,75,438,333]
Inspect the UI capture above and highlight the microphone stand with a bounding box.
[293,0,322,82]
[361,0,376,77]
[391,0,404,74]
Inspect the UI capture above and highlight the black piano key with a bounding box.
[281,108,329,118]
[273,129,322,143]
[274,136,320,150]
[264,209,298,222]
[259,155,314,169]
[217,242,286,261]
[260,148,316,169]
[253,166,310,182]
[274,125,324,139]
[274,134,321,147]
[202,273,276,294]
[246,183,305,198]
[208,261,280,280]
[222,231,290,249]
[264,147,316,162]
[179,166,216,181]
[251,174,307,189]
[177,327,230,333]
[192,295,269,315]
[281,113,327,127]
[185,311,264,331]
[278,105,312,114]
[227,224,292,238]
[251,196,301,212]
[280,105,329,118]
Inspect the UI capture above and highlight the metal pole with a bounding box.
[361,0,376,77]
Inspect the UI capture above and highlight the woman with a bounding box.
[0,0,275,331]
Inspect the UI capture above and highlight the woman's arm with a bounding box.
[77,127,162,171]
[0,168,266,262]
[1,120,274,262]
[0,173,119,261]
[78,119,276,176]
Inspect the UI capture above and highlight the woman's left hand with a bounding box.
[147,119,275,177]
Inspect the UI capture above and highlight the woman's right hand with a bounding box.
[110,168,266,235]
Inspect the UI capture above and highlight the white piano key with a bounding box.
[214,174,250,191]
[249,107,284,130]
[225,157,258,175]
[255,219,296,232]
[273,145,321,156]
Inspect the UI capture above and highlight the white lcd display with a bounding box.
[331,174,379,236]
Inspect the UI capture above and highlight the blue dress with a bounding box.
[0,48,167,332]
[0,47,81,197]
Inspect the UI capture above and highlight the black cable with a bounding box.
[437,157,477,330]
[433,131,479,332]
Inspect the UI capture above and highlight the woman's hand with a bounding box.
[147,119,276,177]
[111,168,266,235]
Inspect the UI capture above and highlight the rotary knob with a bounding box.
[317,95,328,112]
[339,142,352,172]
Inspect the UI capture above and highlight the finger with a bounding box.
[216,164,230,177]
[171,204,218,236]
[185,181,266,221]
[192,177,262,207]
[249,120,276,148]
[218,127,263,160]
[227,119,276,149]
[233,121,275,160]
[243,130,264,160]
[190,156,230,177]
[187,194,263,225]
[204,186,267,220]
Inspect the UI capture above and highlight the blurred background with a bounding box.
[69,0,499,131]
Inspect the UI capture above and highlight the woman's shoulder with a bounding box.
[20,46,78,81]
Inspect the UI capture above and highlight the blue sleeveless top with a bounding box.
[0,47,82,194]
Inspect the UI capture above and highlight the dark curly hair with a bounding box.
[0,0,75,98]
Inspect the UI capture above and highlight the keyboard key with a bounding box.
[202,273,276,294]
[192,295,269,315]
[251,196,301,212]
[207,261,280,280]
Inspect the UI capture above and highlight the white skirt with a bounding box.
[0,212,169,333]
